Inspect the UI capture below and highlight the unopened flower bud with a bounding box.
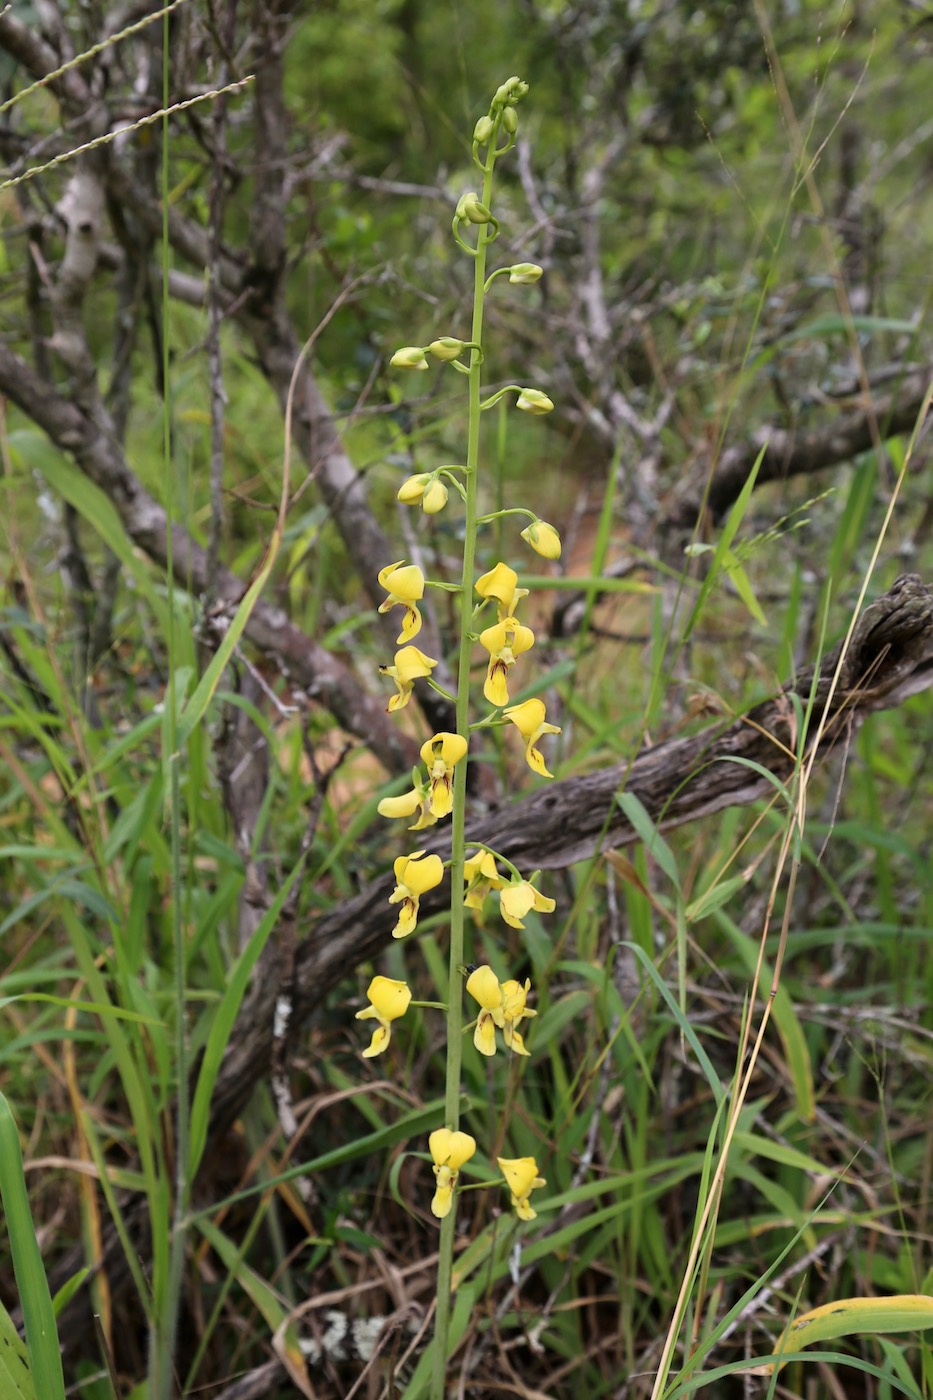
[428,337,465,362]
[473,115,494,145]
[457,192,494,224]
[390,346,429,371]
[521,520,562,559]
[494,77,527,108]
[421,478,449,514]
[397,472,431,504]
[501,105,518,134]
[508,262,543,285]
[516,387,554,415]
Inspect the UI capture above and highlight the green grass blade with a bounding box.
[0,1094,65,1400]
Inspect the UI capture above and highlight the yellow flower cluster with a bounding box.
[361,165,562,1231]
[364,549,558,1224]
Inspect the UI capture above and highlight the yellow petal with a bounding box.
[497,1156,542,1198]
[464,849,501,886]
[499,881,537,929]
[361,1022,390,1058]
[466,965,502,1011]
[483,658,511,707]
[431,1181,453,1218]
[395,603,423,645]
[420,732,469,768]
[365,976,412,1021]
[430,1129,476,1170]
[393,646,438,682]
[397,473,431,503]
[378,789,422,820]
[391,895,419,939]
[503,698,545,737]
[473,1009,498,1056]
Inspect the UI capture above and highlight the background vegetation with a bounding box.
[1,0,932,1396]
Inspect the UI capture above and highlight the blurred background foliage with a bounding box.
[1,0,933,1396]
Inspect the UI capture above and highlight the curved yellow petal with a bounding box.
[361,1023,390,1058]
[466,965,501,1011]
[366,976,412,1021]
[473,1009,498,1056]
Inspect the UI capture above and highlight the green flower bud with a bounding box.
[390,346,430,371]
[516,388,554,415]
[397,472,431,504]
[501,105,518,134]
[457,191,494,224]
[428,337,465,362]
[421,479,449,514]
[473,115,495,145]
[508,262,543,285]
[494,77,528,108]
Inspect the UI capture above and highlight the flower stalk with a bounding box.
[361,75,557,1400]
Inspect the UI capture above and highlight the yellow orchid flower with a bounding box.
[429,1128,477,1219]
[354,976,412,1058]
[465,965,536,1056]
[503,698,561,777]
[377,561,425,644]
[463,848,503,911]
[499,877,556,930]
[520,520,562,560]
[474,562,528,621]
[419,732,468,819]
[497,1155,546,1220]
[379,646,438,713]
[478,616,535,707]
[389,850,444,938]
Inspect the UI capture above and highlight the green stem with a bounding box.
[430,124,498,1400]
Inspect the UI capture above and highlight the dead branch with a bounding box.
[672,363,933,526]
[0,340,416,776]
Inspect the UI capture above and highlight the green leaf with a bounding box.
[0,1094,66,1400]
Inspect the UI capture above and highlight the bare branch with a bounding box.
[0,340,416,774]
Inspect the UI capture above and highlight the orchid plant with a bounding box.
[356,76,557,1396]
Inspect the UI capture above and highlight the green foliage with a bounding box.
[0,1,932,1397]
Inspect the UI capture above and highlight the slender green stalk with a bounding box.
[151,8,190,1394]
[430,122,499,1400]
